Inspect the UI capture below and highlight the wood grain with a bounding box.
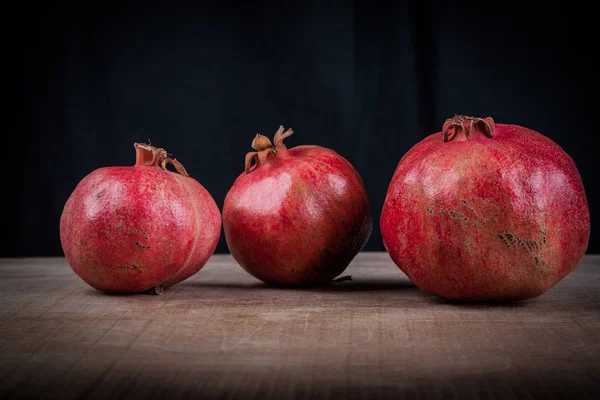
[1,253,599,399]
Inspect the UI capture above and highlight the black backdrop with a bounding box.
[12,1,597,257]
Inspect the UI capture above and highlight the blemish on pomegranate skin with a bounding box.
[128,228,149,240]
[505,233,517,246]
[497,233,510,247]
[447,210,468,222]
[542,229,547,244]
[135,241,150,249]
[117,264,143,272]
[497,231,546,259]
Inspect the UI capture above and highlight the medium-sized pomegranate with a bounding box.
[223,125,372,285]
[380,115,590,301]
[60,143,221,294]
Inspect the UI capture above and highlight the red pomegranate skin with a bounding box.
[223,126,372,285]
[380,116,590,301]
[60,144,221,294]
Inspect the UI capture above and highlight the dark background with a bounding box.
[12,1,596,257]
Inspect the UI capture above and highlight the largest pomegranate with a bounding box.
[380,115,590,301]
[60,143,221,294]
[223,125,372,285]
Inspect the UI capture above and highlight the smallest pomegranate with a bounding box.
[223,125,373,286]
[60,142,221,294]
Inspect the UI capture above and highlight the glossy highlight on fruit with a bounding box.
[223,125,373,285]
[380,115,590,301]
[60,143,221,294]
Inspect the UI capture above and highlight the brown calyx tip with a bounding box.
[251,134,274,151]
[245,125,294,173]
[134,142,189,176]
[442,115,495,142]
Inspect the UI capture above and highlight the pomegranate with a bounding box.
[60,143,221,294]
[222,125,372,285]
[380,115,590,301]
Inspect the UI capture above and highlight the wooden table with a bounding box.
[1,253,598,399]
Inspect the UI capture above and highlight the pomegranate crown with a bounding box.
[442,115,495,142]
[134,142,189,176]
[245,125,293,173]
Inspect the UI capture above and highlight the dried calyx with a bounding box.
[442,115,495,142]
[134,142,189,176]
[245,125,293,173]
